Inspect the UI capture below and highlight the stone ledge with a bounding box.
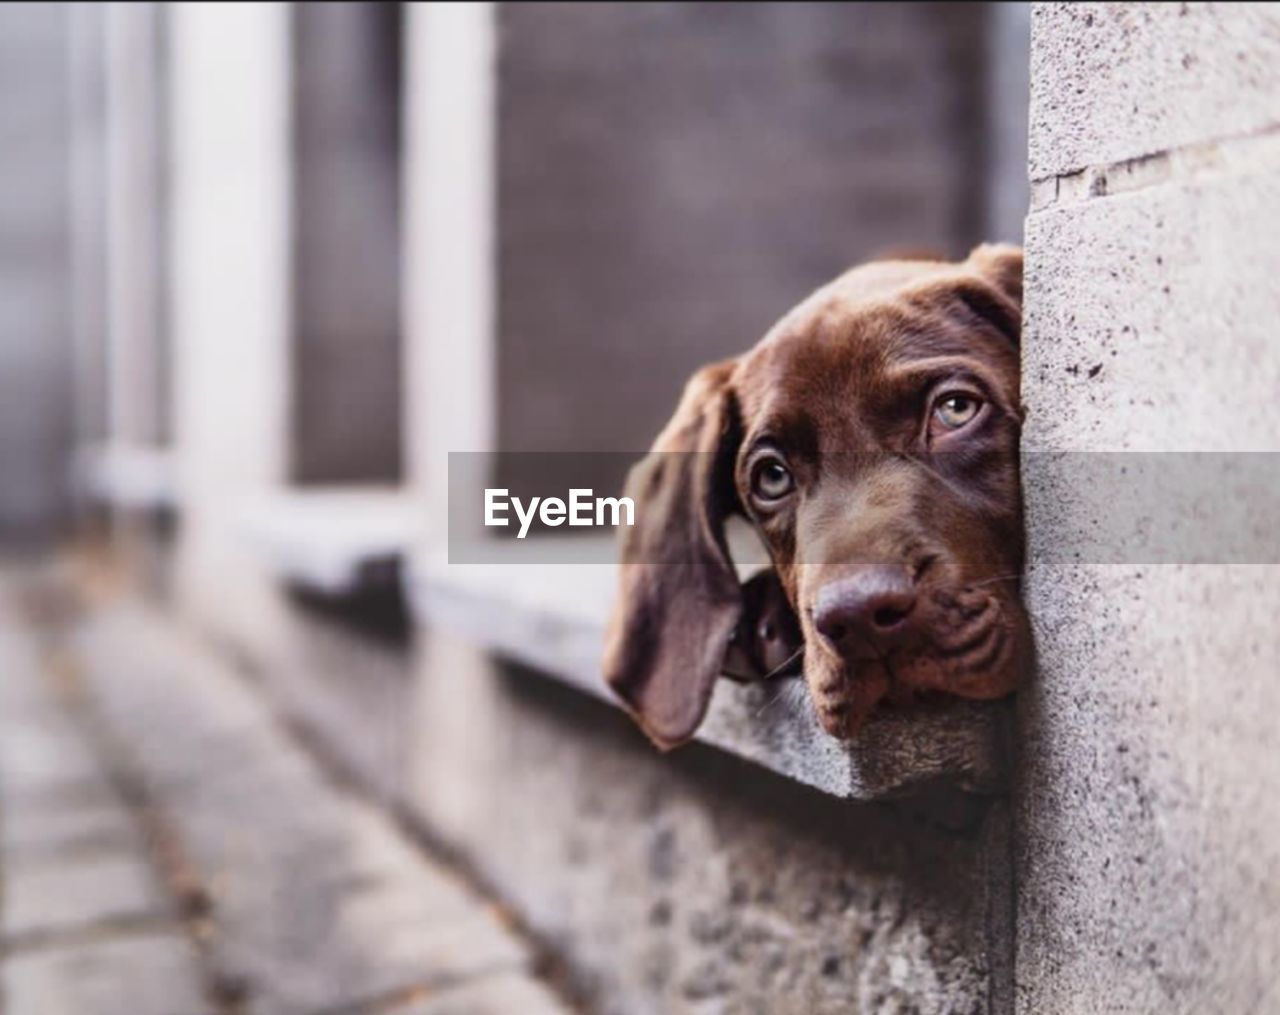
[73,443,176,513]
[407,539,1008,802]
[236,486,414,596]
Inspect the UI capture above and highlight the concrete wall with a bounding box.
[0,5,73,544]
[1016,4,1280,1012]
[291,1,402,485]
[495,2,1002,465]
[407,634,1007,1015]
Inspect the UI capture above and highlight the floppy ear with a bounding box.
[603,360,743,749]
[960,243,1023,345]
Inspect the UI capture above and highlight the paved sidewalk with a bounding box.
[0,572,571,1015]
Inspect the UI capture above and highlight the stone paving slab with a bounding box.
[1,792,142,860]
[388,970,572,1015]
[0,613,52,715]
[69,602,553,1015]
[0,631,115,806]
[2,850,170,943]
[1,605,200,1015]
[2,930,212,1015]
[0,715,116,807]
[0,613,171,948]
[1,579,571,1015]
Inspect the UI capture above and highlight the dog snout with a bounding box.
[812,566,917,654]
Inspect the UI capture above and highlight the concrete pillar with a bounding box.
[402,0,500,845]
[103,2,167,449]
[1016,4,1280,1012]
[402,0,496,549]
[167,3,291,615]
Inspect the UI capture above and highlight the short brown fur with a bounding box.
[604,245,1029,749]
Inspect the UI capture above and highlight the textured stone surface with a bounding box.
[2,852,169,943]
[2,576,566,1015]
[389,971,572,1015]
[410,546,1008,802]
[1017,8,1280,1011]
[1022,173,1280,453]
[219,581,414,806]
[408,630,1004,1015]
[0,603,196,1014]
[1017,562,1280,1014]
[1030,3,1280,179]
[187,528,1009,1012]
[0,611,160,947]
[0,712,114,806]
[0,614,109,805]
[69,603,544,1015]
[136,540,414,804]
[2,932,211,1015]
[1,794,141,859]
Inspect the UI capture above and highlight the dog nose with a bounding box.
[813,566,917,652]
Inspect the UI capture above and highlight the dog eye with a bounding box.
[932,392,983,431]
[750,456,795,502]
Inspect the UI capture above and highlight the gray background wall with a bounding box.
[1017,4,1280,1013]
[495,2,1015,465]
[68,5,109,458]
[291,1,402,484]
[0,5,73,545]
[103,3,171,451]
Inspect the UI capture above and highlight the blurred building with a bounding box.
[1,3,1278,1014]
[0,6,74,544]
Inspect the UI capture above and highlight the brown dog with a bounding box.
[603,244,1029,749]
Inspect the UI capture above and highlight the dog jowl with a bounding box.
[603,244,1031,749]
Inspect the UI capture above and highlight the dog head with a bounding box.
[603,244,1029,749]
